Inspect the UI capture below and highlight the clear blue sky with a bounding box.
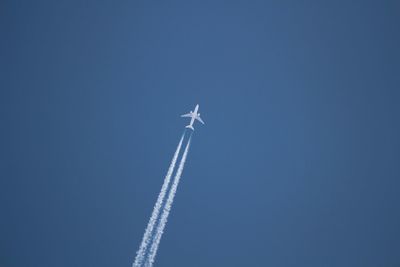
[1,1,400,266]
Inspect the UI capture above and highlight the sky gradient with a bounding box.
[1,1,400,266]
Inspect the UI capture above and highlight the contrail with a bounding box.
[133,133,185,267]
[145,134,192,267]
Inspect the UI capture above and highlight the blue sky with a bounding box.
[1,1,400,266]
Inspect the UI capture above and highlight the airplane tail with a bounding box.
[185,125,194,131]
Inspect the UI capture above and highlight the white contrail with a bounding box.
[133,133,185,267]
[145,135,192,267]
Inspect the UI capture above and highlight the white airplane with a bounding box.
[181,104,205,130]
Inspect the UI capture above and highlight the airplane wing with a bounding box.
[181,113,192,118]
[196,116,205,124]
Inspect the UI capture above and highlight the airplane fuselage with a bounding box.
[187,105,199,129]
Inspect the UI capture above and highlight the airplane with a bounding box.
[181,104,205,130]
